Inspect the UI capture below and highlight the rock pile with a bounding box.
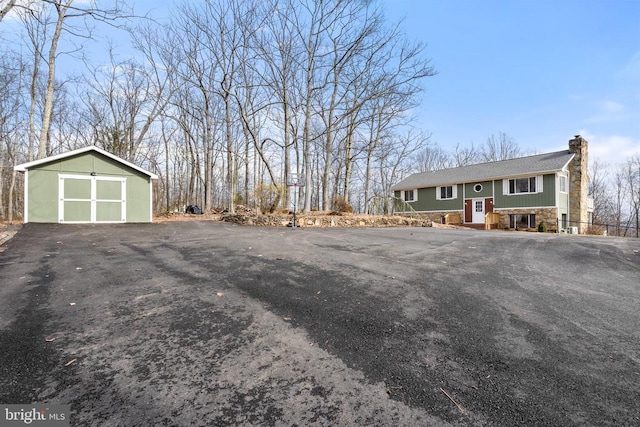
[220,213,431,228]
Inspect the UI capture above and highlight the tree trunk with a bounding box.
[28,40,40,161]
[8,170,16,224]
[37,0,72,159]
[0,0,17,22]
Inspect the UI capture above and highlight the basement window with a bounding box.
[509,214,536,229]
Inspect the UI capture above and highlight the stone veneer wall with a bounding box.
[568,136,589,233]
[495,207,559,231]
[416,211,465,224]
[221,213,432,227]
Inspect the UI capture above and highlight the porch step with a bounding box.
[459,223,486,230]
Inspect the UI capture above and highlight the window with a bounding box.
[403,189,416,202]
[561,213,567,230]
[505,176,541,194]
[509,214,536,229]
[559,175,567,193]
[474,183,483,192]
[436,185,457,200]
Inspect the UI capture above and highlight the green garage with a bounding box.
[15,146,158,223]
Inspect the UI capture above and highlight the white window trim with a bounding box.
[558,174,568,193]
[509,213,537,229]
[436,185,457,200]
[503,176,543,195]
[402,189,417,203]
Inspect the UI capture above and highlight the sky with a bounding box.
[381,0,640,165]
[3,0,639,166]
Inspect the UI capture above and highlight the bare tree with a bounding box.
[625,154,640,237]
[480,132,521,162]
[588,159,614,226]
[12,1,134,159]
[0,52,25,221]
[340,21,435,206]
[175,0,249,213]
[17,5,48,161]
[612,167,628,236]
[84,48,164,163]
[376,131,423,213]
[295,0,332,211]
[171,4,225,211]
[2,0,440,219]
[251,0,300,209]
[414,139,450,172]
[453,142,479,166]
[35,0,72,159]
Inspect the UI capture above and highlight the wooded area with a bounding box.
[0,0,638,234]
[0,0,437,218]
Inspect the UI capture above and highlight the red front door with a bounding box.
[464,200,472,223]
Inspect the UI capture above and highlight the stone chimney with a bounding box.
[568,135,589,233]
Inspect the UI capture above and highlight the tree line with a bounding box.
[1,0,638,233]
[589,157,640,237]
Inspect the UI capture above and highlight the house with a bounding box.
[391,136,591,233]
[14,146,158,224]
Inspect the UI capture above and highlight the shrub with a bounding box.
[586,225,607,236]
[331,195,353,213]
[253,184,280,214]
[537,221,547,233]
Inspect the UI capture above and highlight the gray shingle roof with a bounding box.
[391,150,575,190]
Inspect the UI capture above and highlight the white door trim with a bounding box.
[472,198,485,223]
[59,174,126,223]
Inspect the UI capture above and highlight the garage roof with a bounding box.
[14,145,159,179]
[391,150,575,191]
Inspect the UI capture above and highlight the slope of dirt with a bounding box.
[0,222,22,252]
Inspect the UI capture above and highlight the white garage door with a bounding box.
[59,174,126,223]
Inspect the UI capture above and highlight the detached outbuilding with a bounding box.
[14,146,158,224]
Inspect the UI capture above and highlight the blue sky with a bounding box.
[382,0,640,165]
[3,0,638,166]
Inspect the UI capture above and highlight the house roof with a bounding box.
[14,145,159,179]
[391,149,575,191]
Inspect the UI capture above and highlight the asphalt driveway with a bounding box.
[1,222,639,426]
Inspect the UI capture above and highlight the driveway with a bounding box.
[0,222,639,426]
